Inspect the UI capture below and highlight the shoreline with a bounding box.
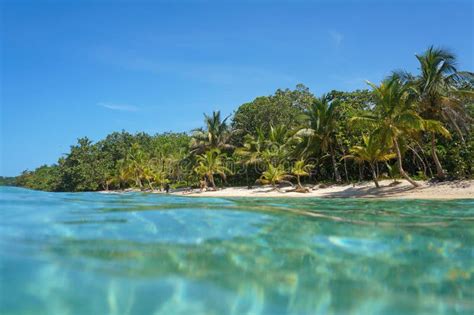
[101,179,474,200]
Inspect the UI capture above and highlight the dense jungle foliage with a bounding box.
[11,47,474,191]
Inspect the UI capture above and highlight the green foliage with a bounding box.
[232,84,312,142]
[0,176,18,186]
[191,111,234,154]
[291,159,315,190]
[344,134,396,187]
[295,95,342,182]
[409,46,474,178]
[351,76,428,187]
[442,132,474,179]
[16,165,61,191]
[257,164,292,190]
[234,128,266,167]
[57,137,105,191]
[194,149,232,189]
[13,47,474,191]
[345,135,396,165]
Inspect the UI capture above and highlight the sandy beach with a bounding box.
[170,179,474,199]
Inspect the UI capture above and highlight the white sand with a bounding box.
[171,180,474,199]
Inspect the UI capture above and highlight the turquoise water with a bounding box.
[0,187,473,315]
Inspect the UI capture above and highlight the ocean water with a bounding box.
[0,187,473,315]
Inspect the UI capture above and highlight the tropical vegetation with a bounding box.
[8,46,473,192]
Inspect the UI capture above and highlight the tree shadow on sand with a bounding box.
[317,184,416,198]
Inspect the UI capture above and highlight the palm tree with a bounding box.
[256,126,290,166]
[351,76,424,187]
[151,168,169,190]
[267,124,292,148]
[343,134,396,188]
[115,159,133,188]
[104,165,127,190]
[411,46,473,178]
[234,128,266,187]
[190,111,234,154]
[123,143,149,189]
[256,163,293,191]
[296,95,342,182]
[291,159,314,192]
[193,149,232,190]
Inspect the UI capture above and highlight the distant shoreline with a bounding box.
[99,179,474,200]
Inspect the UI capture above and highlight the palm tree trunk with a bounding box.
[430,132,445,179]
[297,175,302,189]
[147,179,154,190]
[330,145,342,183]
[415,143,433,177]
[135,174,143,189]
[408,144,428,178]
[393,138,419,188]
[246,166,251,189]
[209,174,217,190]
[370,163,380,188]
[343,156,349,182]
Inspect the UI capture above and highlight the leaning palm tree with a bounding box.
[351,76,424,187]
[193,149,232,190]
[291,159,314,192]
[410,46,473,178]
[343,134,396,188]
[296,95,342,182]
[256,163,293,191]
[190,111,234,154]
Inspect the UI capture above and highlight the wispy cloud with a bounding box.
[329,30,344,46]
[98,102,139,112]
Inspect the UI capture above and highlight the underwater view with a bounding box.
[0,187,473,315]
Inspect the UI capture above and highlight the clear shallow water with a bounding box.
[0,187,473,315]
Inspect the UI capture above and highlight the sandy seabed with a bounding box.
[169,179,474,199]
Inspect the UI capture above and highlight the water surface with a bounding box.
[1,187,473,315]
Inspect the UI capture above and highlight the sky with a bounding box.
[1,0,473,176]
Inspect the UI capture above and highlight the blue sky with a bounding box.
[1,0,473,176]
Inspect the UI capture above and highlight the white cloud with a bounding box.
[329,30,344,46]
[98,102,139,112]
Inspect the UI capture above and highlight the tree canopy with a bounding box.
[9,46,473,191]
